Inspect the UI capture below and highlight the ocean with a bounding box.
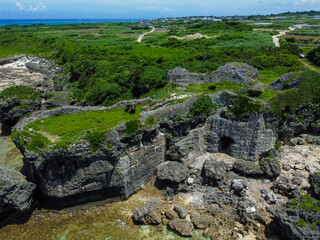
[0,19,143,27]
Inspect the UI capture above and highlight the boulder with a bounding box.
[309,173,320,198]
[168,219,194,237]
[191,214,213,229]
[233,159,263,176]
[275,202,320,240]
[174,205,188,219]
[132,200,162,225]
[260,157,281,178]
[165,209,179,220]
[209,62,258,85]
[168,62,258,88]
[231,179,248,196]
[273,177,296,197]
[204,160,227,181]
[157,161,189,184]
[268,72,301,91]
[0,166,36,227]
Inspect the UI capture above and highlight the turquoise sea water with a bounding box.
[0,19,143,27]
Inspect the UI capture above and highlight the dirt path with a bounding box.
[272,31,287,47]
[137,26,155,43]
[300,59,320,73]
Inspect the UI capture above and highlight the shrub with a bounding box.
[189,95,216,117]
[85,130,106,151]
[228,95,262,117]
[247,89,262,98]
[0,85,41,101]
[125,120,141,135]
[144,115,157,126]
[208,85,216,91]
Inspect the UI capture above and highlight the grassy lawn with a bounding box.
[27,107,141,138]
[186,82,242,94]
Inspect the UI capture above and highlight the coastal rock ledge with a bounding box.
[0,166,36,227]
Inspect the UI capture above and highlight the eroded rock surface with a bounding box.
[0,166,36,227]
[132,200,162,225]
[168,62,258,88]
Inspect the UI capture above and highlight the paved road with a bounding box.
[137,26,155,43]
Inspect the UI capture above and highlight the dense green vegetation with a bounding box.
[307,46,320,66]
[0,86,41,101]
[227,95,262,117]
[270,70,320,115]
[189,95,217,116]
[0,21,304,106]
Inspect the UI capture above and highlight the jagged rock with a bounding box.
[292,176,303,186]
[168,62,258,88]
[191,214,213,229]
[13,125,166,208]
[0,98,41,135]
[309,173,320,198]
[208,62,258,85]
[44,91,76,108]
[273,177,296,197]
[237,200,257,224]
[206,113,275,161]
[204,160,227,181]
[275,203,320,240]
[260,157,281,178]
[268,72,301,91]
[233,159,263,175]
[261,188,279,204]
[231,179,248,196]
[0,166,36,227]
[157,161,189,184]
[165,209,179,220]
[132,200,162,225]
[174,205,188,219]
[168,219,194,237]
[167,67,208,88]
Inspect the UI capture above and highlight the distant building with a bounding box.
[314,16,320,19]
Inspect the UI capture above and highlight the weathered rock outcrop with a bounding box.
[0,98,41,135]
[268,72,301,91]
[275,204,320,240]
[157,161,189,184]
[132,200,162,225]
[309,173,320,198]
[191,214,213,229]
[0,166,36,227]
[0,56,69,92]
[15,127,166,208]
[166,112,275,163]
[168,62,258,88]
[168,219,194,237]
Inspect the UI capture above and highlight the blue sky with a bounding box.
[0,0,319,19]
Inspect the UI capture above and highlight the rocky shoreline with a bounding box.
[0,58,320,239]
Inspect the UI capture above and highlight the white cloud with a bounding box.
[295,0,320,5]
[135,5,172,12]
[15,2,46,12]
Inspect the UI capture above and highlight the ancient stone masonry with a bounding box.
[168,62,259,89]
